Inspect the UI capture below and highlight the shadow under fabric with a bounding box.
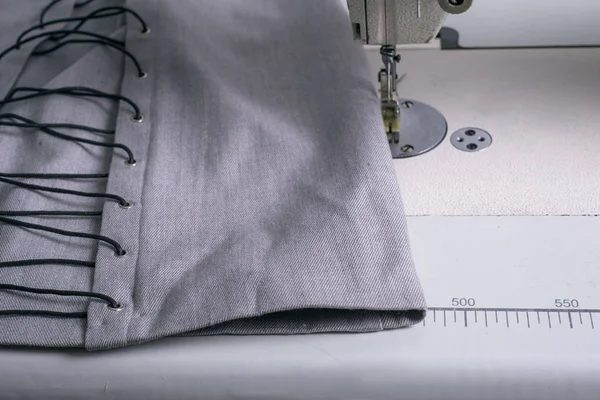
[0,0,426,351]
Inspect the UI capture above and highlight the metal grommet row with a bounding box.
[106,17,150,317]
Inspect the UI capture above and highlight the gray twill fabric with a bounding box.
[0,0,426,350]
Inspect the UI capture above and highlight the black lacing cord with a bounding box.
[0,173,104,216]
[0,114,137,164]
[0,173,109,217]
[16,28,124,50]
[39,0,104,27]
[0,31,146,78]
[0,259,94,268]
[0,216,126,256]
[3,87,143,121]
[75,0,98,8]
[0,120,114,135]
[20,6,149,43]
[39,0,64,25]
[0,211,102,217]
[32,39,146,78]
[0,310,87,318]
[0,0,144,319]
[0,172,108,179]
[0,176,130,208]
[0,284,120,317]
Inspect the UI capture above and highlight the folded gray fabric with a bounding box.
[0,0,426,350]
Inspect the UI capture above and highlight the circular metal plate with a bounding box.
[450,127,493,152]
[390,99,447,159]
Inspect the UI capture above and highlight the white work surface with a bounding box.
[2,48,600,400]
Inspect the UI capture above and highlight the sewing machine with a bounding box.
[2,1,600,398]
[347,0,473,158]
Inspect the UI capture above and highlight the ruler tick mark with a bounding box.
[568,312,573,329]
[425,307,600,330]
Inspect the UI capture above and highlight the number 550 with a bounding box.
[555,299,579,308]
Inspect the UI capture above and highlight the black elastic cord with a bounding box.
[19,6,149,43]
[0,176,129,208]
[0,283,119,308]
[0,120,114,135]
[29,39,146,77]
[0,310,87,318]
[75,0,97,8]
[0,32,145,77]
[3,87,142,120]
[39,0,63,25]
[0,259,94,268]
[0,114,136,164]
[15,29,124,50]
[0,172,108,179]
[0,216,126,256]
[0,211,102,217]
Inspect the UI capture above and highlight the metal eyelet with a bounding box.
[141,27,151,35]
[131,114,143,123]
[138,72,148,79]
[108,303,124,311]
[119,201,134,210]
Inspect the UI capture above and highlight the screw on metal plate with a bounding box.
[401,145,415,153]
[450,128,492,152]
[389,98,447,159]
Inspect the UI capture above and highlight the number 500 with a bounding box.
[452,298,476,307]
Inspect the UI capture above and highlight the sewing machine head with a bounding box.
[347,0,473,45]
[347,0,474,158]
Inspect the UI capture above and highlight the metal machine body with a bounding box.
[347,0,473,157]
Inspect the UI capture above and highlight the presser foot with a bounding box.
[378,45,447,159]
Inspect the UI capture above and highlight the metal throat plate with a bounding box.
[389,99,447,159]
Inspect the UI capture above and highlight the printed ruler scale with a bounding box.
[420,306,598,330]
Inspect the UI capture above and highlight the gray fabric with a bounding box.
[0,1,124,347]
[0,0,426,350]
[0,0,76,99]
